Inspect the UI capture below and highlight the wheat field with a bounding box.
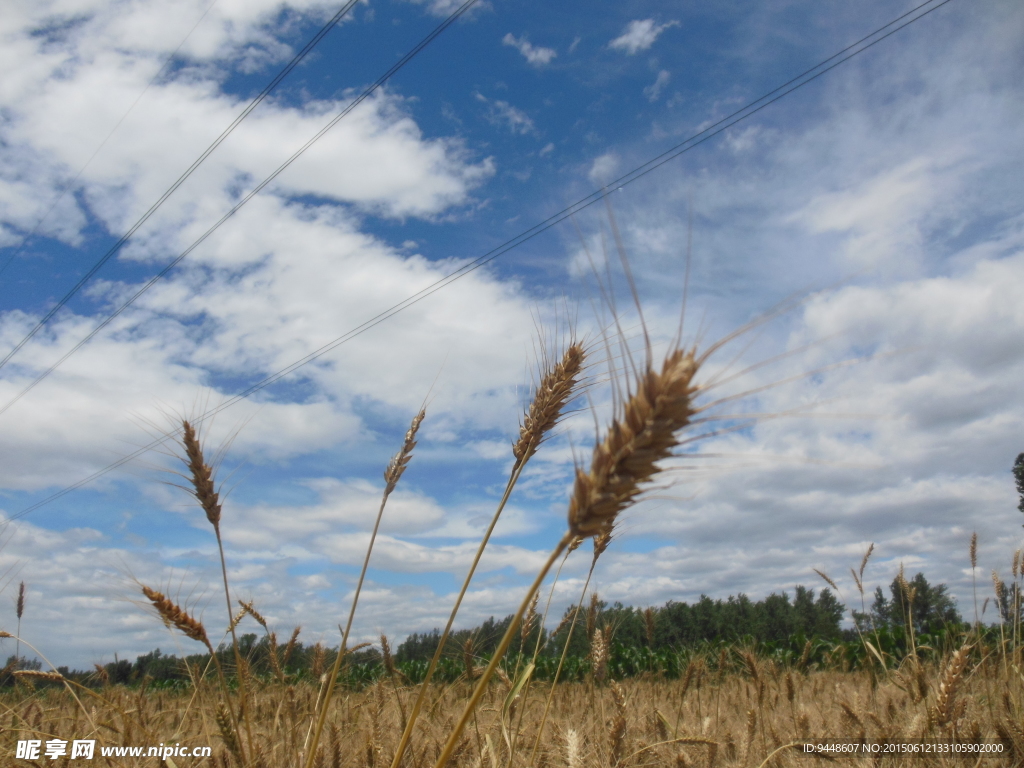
[3,644,1022,767]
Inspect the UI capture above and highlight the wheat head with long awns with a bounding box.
[569,346,699,538]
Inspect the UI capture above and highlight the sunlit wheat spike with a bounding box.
[384,408,426,496]
[568,347,699,539]
[283,626,301,667]
[992,570,1006,602]
[859,543,874,579]
[181,420,221,529]
[513,342,585,465]
[592,521,614,563]
[14,670,64,682]
[813,569,839,593]
[564,728,582,768]
[934,643,971,729]
[381,634,398,680]
[969,532,978,569]
[239,599,268,629]
[216,702,242,761]
[522,591,539,644]
[0,631,11,638]
[228,605,246,633]
[590,627,608,685]
[141,585,211,650]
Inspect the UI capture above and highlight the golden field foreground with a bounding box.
[2,649,1022,768]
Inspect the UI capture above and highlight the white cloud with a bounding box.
[608,19,679,55]
[643,69,671,102]
[587,152,619,185]
[475,92,536,135]
[502,33,556,67]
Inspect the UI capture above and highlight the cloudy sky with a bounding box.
[1,0,1021,668]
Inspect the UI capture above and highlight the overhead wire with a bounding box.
[0,0,480,418]
[0,0,223,283]
[0,0,364,372]
[5,0,956,521]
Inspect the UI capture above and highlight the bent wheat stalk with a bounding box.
[388,342,584,768]
[433,344,702,768]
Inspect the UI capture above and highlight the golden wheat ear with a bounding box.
[568,346,700,540]
[141,585,212,651]
[513,341,586,466]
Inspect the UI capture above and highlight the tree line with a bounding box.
[2,574,973,688]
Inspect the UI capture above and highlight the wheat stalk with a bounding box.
[389,343,584,768]
[180,420,254,762]
[434,343,703,768]
[304,406,426,768]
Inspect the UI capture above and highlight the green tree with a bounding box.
[1014,452,1024,522]
[871,573,961,635]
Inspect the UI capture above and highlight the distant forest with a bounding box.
[3,574,973,687]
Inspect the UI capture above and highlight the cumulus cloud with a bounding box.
[502,33,557,66]
[587,152,619,185]
[643,69,671,101]
[609,19,679,55]
[475,92,536,134]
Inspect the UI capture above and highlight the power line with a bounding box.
[0,0,362,372]
[0,0,222,283]
[6,0,955,521]
[0,0,480,418]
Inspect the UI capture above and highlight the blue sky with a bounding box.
[1,0,1022,668]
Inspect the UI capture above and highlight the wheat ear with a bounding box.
[513,342,585,465]
[15,581,24,664]
[389,343,584,768]
[142,586,211,650]
[180,421,255,761]
[568,347,698,538]
[434,345,702,768]
[933,643,971,730]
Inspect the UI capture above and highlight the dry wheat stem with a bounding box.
[391,345,583,768]
[181,420,254,763]
[388,455,529,768]
[434,531,573,768]
[507,543,579,766]
[305,407,425,768]
[436,341,703,767]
